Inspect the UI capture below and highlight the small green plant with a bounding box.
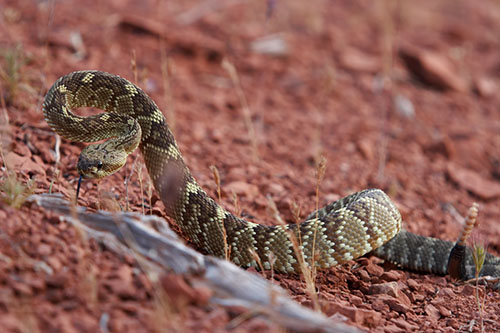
[0,44,27,105]
[0,171,34,208]
[462,202,486,333]
[471,240,487,333]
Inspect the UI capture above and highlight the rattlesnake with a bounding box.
[43,70,500,281]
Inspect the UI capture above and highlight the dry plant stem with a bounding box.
[131,49,138,84]
[472,242,486,331]
[459,203,486,332]
[232,191,242,217]
[136,162,145,215]
[226,309,262,330]
[266,195,284,225]
[268,252,276,281]
[249,247,266,274]
[147,179,153,215]
[374,0,398,182]
[290,201,302,224]
[209,165,222,203]
[49,134,61,193]
[272,195,320,311]
[287,228,320,312]
[300,156,327,312]
[209,165,230,260]
[221,58,259,161]
[378,0,397,85]
[0,104,35,209]
[0,90,11,167]
[160,40,176,134]
[124,153,139,211]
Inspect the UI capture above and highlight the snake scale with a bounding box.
[43,71,500,281]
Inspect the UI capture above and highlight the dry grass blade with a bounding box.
[137,162,145,214]
[266,194,284,225]
[0,171,35,209]
[232,191,242,217]
[461,203,487,333]
[209,165,230,260]
[209,165,222,203]
[160,40,176,133]
[221,58,259,162]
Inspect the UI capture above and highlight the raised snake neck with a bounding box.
[43,71,500,279]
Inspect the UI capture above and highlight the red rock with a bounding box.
[350,295,363,306]
[37,243,52,256]
[437,287,455,297]
[393,94,415,119]
[106,279,138,300]
[369,282,400,297]
[371,294,411,314]
[383,295,411,314]
[327,303,382,327]
[396,291,411,308]
[160,273,212,307]
[433,276,447,287]
[383,324,405,333]
[12,141,31,157]
[339,48,380,73]
[473,77,496,97]
[0,314,24,332]
[27,277,46,291]
[399,46,468,92]
[117,301,139,315]
[12,281,33,296]
[365,264,384,277]
[447,163,500,200]
[224,181,259,198]
[438,305,451,317]
[357,139,374,160]
[392,318,419,331]
[267,183,285,195]
[424,303,441,321]
[370,298,389,312]
[447,318,460,329]
[359,269,371,282]
[461,284,476,296]
[380,271,403,282]
[424,136,455,159]
[4,151,46,176]
[46,273,68,288]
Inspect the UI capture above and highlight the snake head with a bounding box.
[77,143,128,179]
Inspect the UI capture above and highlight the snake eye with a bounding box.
[97,161,103,170]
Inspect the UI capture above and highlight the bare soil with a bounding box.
[1,0,500,332]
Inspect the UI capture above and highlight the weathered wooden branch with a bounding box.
[28,194,359,333]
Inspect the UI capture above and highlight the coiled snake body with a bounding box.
[43,71,500,279]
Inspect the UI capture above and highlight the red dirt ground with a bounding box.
[1,0,500,332]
